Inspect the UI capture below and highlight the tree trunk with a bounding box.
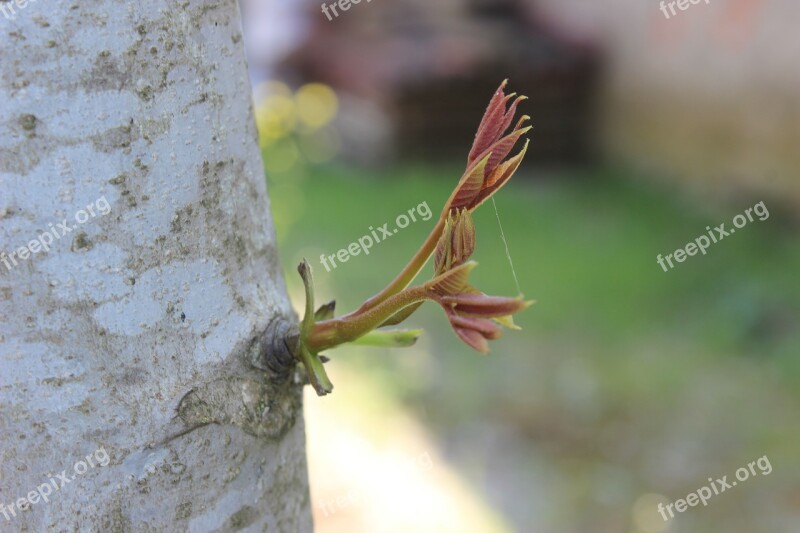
[0,0,312,530]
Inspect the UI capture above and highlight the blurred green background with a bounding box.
[242,1,800,531]
[268,158,800,533]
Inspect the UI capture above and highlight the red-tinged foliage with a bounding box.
[448,81,531,212]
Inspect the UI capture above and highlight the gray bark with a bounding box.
[0,0,312,531]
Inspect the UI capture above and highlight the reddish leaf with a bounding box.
[453,327,490,353]
[433,215,454,275]
[427,261,477,295]
[449,153,490,211]
[449,315,502,339]
[494,95,527,145]
[378,301,424,327]
[474,140,529,208]
[483,124,531,179]
[440,293,531,318]
[468,81,514,163]
[450,209,475,266]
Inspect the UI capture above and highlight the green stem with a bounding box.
[346,218,445,319]
[298,343,334,395]
[306,285,430,352]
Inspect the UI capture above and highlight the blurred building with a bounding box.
[241,0,799,203]
[535,0,799,203]
[261,0,602,166]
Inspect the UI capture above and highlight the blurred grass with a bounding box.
[268,161,800,532]
[271,162,799,377]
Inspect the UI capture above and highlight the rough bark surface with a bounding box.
[0,0,312,530]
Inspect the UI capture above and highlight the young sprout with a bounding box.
[292,80,533,395]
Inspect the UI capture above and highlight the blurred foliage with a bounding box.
[269,162,799,375]
[262,155,800,531]
[255,86,800,531]
[254,81,341,239]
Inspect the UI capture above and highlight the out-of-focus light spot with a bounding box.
[296,83,338,131]
[632,493,670,533]
[256,94,297,145]
[255,82,340,164]
[254,80,293,100]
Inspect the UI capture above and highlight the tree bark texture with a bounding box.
[0,0,312,530]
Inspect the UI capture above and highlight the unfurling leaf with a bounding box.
[352,329,424,348]
[445,80,531,213]
[449,314,502,339]
[296,260,333,395]
[314,300,336,321]
[427,261,477,296]
[453,327,490,354]
[434,209,476,275]
[378,301,424,327]
[474,139,530,209]
[298,260,316,338]
[439,293,533,319]
[493,314,521,330]
[449,153,491,212]
[296,80,534,394]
